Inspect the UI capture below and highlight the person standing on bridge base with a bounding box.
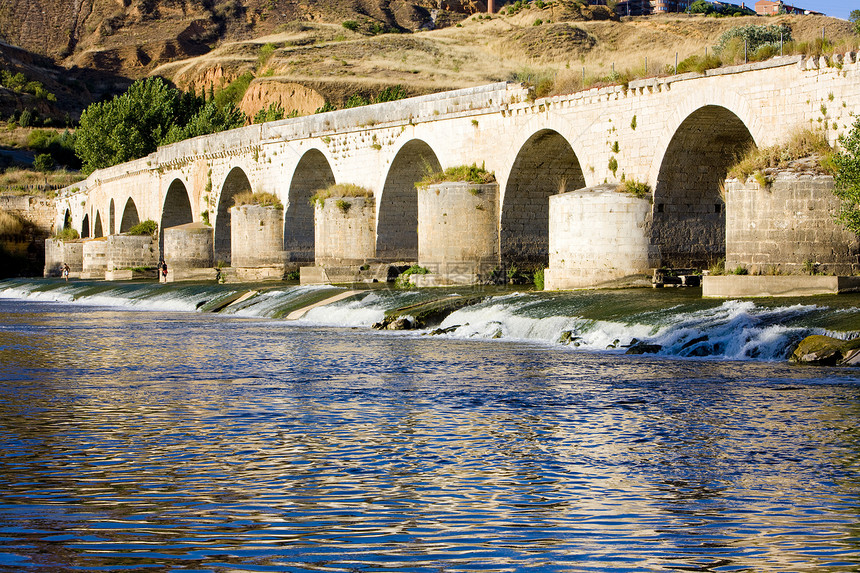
[159,258,168,283]
[62,263,70,282]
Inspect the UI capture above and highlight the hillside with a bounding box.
[0,0,855,119]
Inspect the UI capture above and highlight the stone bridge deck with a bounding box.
[53,53,860,287]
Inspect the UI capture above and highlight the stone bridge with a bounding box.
[54,53,860,287]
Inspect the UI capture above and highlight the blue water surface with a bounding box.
[0,298,859,572]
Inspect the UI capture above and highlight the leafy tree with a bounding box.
[76,77,247,172]
[851,10,860,36]
[75,77,179,172]
[253,102,286,124]
[688,0,715,14]
[33,153,54,172]
[834,118,860,234]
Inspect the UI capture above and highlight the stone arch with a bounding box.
[215,167,252,265]
[119,198,140,233]
[93,211,104,238]
[81,214,90,238]
[652,104,755,268]
[286,148,334,262]
[109,199,115,235]
[377,139,441,261]
[62,209,72,230]
[161,179,194,253]
[502,129,585,268]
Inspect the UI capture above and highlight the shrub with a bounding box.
[54,226,80,240]
[33,153,55,172]
[127,220,158,236]
[233,190,283,209]
[714,24,792,59]
[533,268,544,290]
[417,163,495,187]
[394,264,429,288]
[677,53,722,74]
[342,20,359,32]
[310,183,372,208]
[833,117,860,234]
[617,179,651,198]
[727,127,832,182]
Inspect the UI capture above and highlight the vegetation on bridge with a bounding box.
[75,77,245,174]
[833,118,860,234]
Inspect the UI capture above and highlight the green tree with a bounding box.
[688,0,715,14]
[851,10,860,36]
[75,77,180,172]
[834,118,860,234]
[253,102,286,124]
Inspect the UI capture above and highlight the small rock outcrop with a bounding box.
[789,335,860,366]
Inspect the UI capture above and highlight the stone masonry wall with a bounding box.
[230,204,285,268]
[106,235,159,271]
[545,184,654,290]
[725,174,860,275]
[314,196,375,265]
[417,182,499,280]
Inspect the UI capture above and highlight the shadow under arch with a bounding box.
[119,198,140,233]
[161,179,194,254]
[287,149,334,262]
[377,139,441,261]
[502,129,585,268]
[81,214,90,238]
[62,209,72,230]
[652,104,755,268]
[215,167,252,265]
[93,211,104,238]
[109,199,115,235]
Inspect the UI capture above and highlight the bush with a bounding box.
[618,179,651,198]
[833,118,860,234]
[533,268,544,290]
[127,220,158,236]
[394,264,429,288]
[310,183,372,208]
[417,163,495,187]
[232,190,283,209]
[33,153,55,172]
[54,226,80,241]
[342,20,359,32]
[714,24,791,61]
[677,53,722,74]
[727,127,832,181]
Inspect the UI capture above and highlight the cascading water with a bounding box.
[2,278,858,362]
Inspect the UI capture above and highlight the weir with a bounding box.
[51,53,860,287]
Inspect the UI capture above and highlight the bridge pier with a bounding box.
[544,185,656,290]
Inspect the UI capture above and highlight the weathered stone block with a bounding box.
[314,196,375,266]
[164,223,214,269]
[230,204,286,268]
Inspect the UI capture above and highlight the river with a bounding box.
[0,279,859,572]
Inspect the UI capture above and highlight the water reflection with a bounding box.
[0,300,859,571]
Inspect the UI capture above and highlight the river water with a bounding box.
[1,279,859,572]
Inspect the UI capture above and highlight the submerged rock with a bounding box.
[558,330,581,345]
[625,342,662,355]
[789,335,860,366]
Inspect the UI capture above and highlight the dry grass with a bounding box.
[0,209,24,237]
[232,190,283,209]
[310,183,372,207]
[727,127,834,182]
[0,168,83,195]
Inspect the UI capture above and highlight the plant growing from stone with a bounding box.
[127,220,157,237]
[833,117,860,234]
[233,191,283,209]
[416,163,495,187]
[617,178,651,199]
[310,183,372,208]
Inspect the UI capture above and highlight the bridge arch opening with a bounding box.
[81,214,90,238]
[653,105,754,268]
[161,179,194,254]
[377,140,441,261]
[109,199,115,235]
[62,209,72,230]
[93,211,104,238]
[286,149,333,262]
[120,198,140,233]
[503,129,585,268]
[215,167,252,265]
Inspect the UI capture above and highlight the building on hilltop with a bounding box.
[754,0,822,15]
[616,0,692,16]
